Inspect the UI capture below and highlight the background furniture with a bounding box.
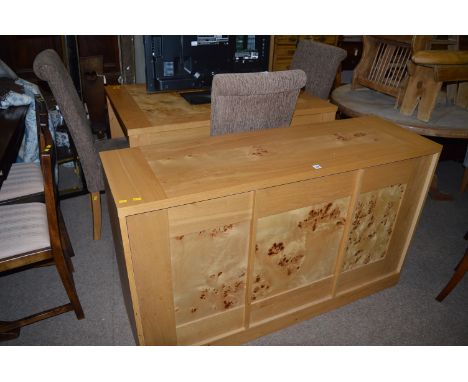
[0,97,47,205]
[210,70,306,136]
[400,50,468,122]
[352,35,432,99]
[0,106,27,188]
[101,116,440,345]
[0,113,84,341]
[79,55,108,137]
[331,84,468,196]
[33,49,128,241]
[436,231,468,302]
[332,84,468,139]
[331,85,468,194]
[105,84,338,147]
[290,40,347,99]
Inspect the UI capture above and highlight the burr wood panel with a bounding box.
[342,184,406,271]
[253,197,349,301]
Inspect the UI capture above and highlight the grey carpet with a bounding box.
[1,160,467,345]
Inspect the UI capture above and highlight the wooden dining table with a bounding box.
[105,84,339,147]
[331,84,468,197]
[0,106,28,188]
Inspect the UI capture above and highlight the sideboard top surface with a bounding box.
[100,116,441,216]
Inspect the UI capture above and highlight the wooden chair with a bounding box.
[0,107,84,341]
[352,36,431,99]
[436,231,468,302]
[33,49,128,240]
[399,50,468,122]
[290,39,347,99]
[210,70,307,136]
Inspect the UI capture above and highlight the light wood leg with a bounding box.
[90,192,102,241]
[456,82,468,108]
[399,75,421,116]
[446,83,458,104]
[417,79,442,122]
[400,65,442,122]
[107,97,125,139]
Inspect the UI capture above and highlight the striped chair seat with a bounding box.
[0,163,43,202]
[0,203,50,260]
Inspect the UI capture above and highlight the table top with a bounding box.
[331,84,468,139]
[101,116,441,217]
[0,105,28,187]
[105,84,338,137]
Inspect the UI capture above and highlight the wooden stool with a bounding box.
[436,231,468,302]
[400,50,468,122]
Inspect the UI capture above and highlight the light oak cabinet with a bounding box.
[101,116,440,345]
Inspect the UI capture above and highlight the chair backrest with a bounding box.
[351,35,432,98]
[33,49,104,192]
[210,70,307,136]
[36,95,62,256]
[290,40,347,99]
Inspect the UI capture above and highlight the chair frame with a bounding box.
[0,96,84,341]
[436,231,468,302]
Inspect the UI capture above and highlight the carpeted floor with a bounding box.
[1,160,467,346]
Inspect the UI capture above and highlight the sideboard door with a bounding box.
[167,192,254,345]
[250,171,357,324]
[335,157,427,294]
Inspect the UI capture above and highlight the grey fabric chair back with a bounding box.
[290,40,347,99]
[33,49,104,192]
[210,70,307,136]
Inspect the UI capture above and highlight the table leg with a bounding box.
[429,174,453,201]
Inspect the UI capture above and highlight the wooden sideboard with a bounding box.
[105,84,337,147]
[101,116,441,345]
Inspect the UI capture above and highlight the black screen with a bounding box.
[144,35,270,92]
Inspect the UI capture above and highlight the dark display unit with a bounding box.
[143,35,270,93]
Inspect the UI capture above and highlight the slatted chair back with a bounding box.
[352,36,432,97]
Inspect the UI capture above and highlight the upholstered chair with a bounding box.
[290,40,347,99]
[33,49,128,240]
[210,69,307,136]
